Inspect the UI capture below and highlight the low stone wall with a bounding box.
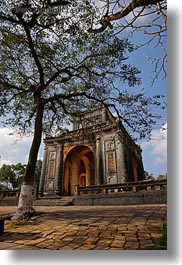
[0,190,167,206]
[73,190,167,206]
[0,197,19,206]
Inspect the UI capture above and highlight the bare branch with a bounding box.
[89,0,164,33]
[15,13,45,88]
[156,2,167,21]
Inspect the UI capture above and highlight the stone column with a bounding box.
[117,137,127,182]
[54,144,63,196]
[96,137,103,185]
[137,152,145,180]
[128,152,134,182]
[39,146,48,196]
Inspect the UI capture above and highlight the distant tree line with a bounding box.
[0,160,42,190]
[144,170,167,181]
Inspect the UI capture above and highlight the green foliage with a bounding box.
[0,161,42,189]
[155,221,167,250]
[0,163,25,189]
[34,159,42,185]
[144,170,155,180]
[157,174,167,180]
[0,164,16,189]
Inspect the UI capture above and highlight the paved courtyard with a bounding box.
[0,204,167,250]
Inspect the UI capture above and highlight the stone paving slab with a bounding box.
[0,204,167,250]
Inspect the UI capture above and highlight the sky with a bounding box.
[128,33,167,177]
[0,0,168,177]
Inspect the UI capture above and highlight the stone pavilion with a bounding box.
[39,107,145,197]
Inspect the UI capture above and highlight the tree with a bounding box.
[0,1,164,219]
[0,163,26,189]
[0,164,16,189]
[11,163,26,189]
[144,170,155,180]
[34,159,42,185]
[157,173,167,180]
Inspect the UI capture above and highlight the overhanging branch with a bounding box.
[89,0,164,33]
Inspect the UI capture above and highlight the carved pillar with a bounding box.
[39,146,48,196]
[137,152,145,180]
[118,137,127,182]
[54,144,63,195]
[96,137,103,185]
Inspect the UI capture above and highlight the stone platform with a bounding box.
[0,204,167,250]
[73,190,167,205]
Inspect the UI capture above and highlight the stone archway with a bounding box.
[63,145,95,195]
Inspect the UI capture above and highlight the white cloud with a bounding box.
[0,158,12,165]
[141,123,167,165]
[155,156,166,165]
[0,127,33,167]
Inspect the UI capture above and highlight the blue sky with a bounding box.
[0,1,167,177]
[129,34,167,176]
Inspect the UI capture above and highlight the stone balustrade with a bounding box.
[76,179,167,196]
[0,190,20,199]
[0,179,167,199]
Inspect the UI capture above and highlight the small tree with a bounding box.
[0,164,16,189]
[0,163,26,189]
[144,170,155,180]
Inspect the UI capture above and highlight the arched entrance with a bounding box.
[63,145,95,195]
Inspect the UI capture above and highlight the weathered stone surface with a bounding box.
[0,204,167,250]
[73,190,167,206]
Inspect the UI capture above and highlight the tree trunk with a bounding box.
[12,99,44,220]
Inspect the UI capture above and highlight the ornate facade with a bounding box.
[39,107,145,197]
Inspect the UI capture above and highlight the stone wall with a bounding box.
[73,190,167,206]
[0,197,19,206]
[0,190,166,206]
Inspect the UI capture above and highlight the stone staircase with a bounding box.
[33,196,75,206]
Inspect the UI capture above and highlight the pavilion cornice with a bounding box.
[45,122,118,144]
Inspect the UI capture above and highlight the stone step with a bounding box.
[33,196,75,206]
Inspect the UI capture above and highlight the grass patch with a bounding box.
[155,221,167,250]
